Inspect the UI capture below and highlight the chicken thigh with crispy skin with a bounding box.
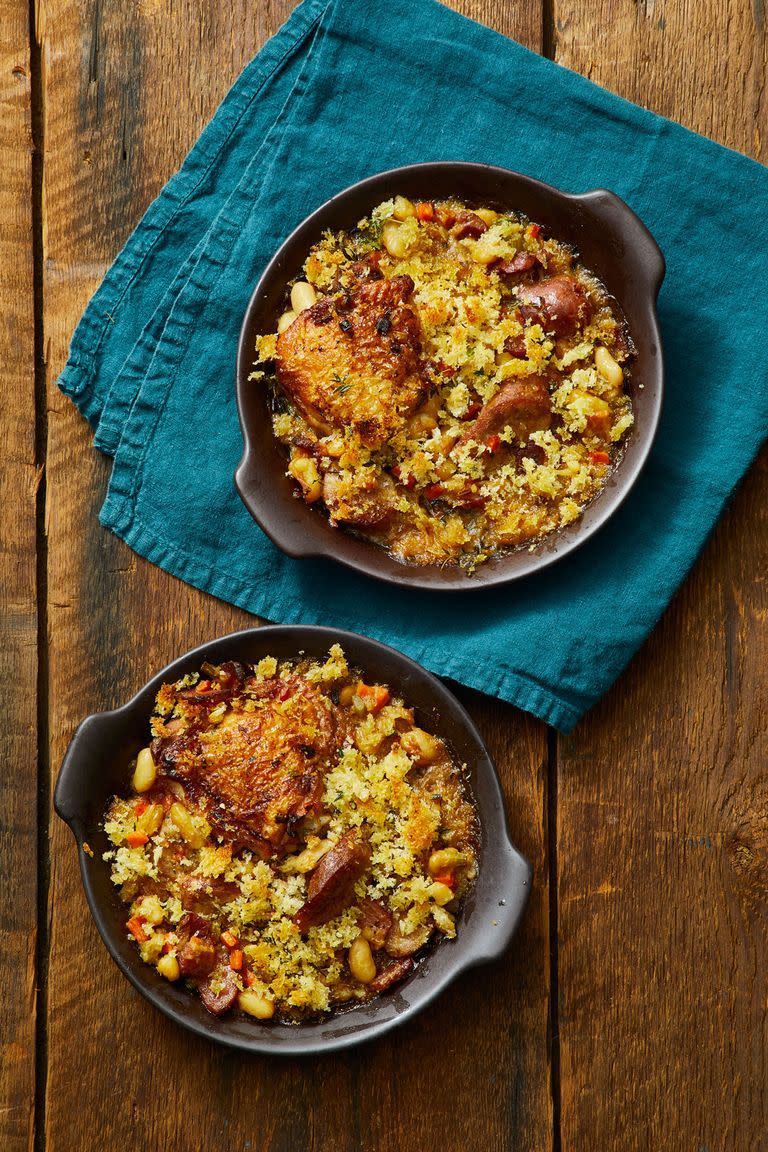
[151,676,338,857]
[275,274,424,449]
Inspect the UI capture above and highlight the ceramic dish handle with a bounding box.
[461,841,532,968]
[576,188,666,298]
[54,708,133,836]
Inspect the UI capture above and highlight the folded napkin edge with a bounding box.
[99,493,585,733]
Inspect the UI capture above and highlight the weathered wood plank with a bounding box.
[553,2,768,1147]
[42,2,552,1151]
[0,2,38,1150]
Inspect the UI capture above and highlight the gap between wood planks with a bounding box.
[29,0,50,1146]
[547,727,562,1152]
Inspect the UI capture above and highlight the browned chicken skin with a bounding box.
[276,275,424,449]
[152,676,337,857]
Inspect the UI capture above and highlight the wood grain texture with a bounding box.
[0,3,38,1150]
[41,2,551,1151]
[552,2,768,1148]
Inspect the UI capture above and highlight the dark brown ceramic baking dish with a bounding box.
[235,161,665,591]
[54,625,530,1055]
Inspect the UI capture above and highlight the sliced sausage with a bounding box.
[369,957,414,994]
[462,377,552,444]
[517,275,591,337]
[451,210,488,240]
[496,251,539,279]
[384,921,431,958]
[177,913,216,978]
[294,830,371,933]
[503,334,527,359]
[357,898,393,950]
[199,962,239,1017]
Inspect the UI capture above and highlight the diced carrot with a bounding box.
[416,201,434,221]
[221,930,238,949]
[589,450,610,465]
[245,969,257,987]
[229,949,244,972]
[357,683,391,713]
[126,830,149,848]
[434,872,456,889]
[127,916,147,943]
[196,679,211,693]
[134,799,148,816]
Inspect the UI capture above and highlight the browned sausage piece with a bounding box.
[462,377,552,444]
[294,830,371,933]
[357,897,393,950]
[503,333,527,359]
[369,957,414,994]
[496,251,538,279]
[517,275,591,337]
[384,921,431,958]
[177,913,216,978]
[451,210,488,240]
[199,964,239,1016]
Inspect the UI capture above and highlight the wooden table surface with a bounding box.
[3,0,766,1148]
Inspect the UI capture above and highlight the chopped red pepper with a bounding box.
[221,930,238,949]
[229,949,244,972]
[391,464,416,490]
[134,799,148,816]
[125,830,149,848]
[196,679,212,693]
[461,401,482,420]
[245,969,257,987]
[589,450,610,465]
[527,223,542,239]
[434,872,456,889]
[435,359,458,378]
[486,434,502,453]
[424,483,445,500]
[127,916,147,943]
[415,201,435,221]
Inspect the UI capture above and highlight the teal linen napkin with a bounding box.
[59,0,768,731]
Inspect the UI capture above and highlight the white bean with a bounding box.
[290,281,317,313]
[238,990,275,1019]
[595,346,624,389]
[132,747,156,793]
[277,310,297,334]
